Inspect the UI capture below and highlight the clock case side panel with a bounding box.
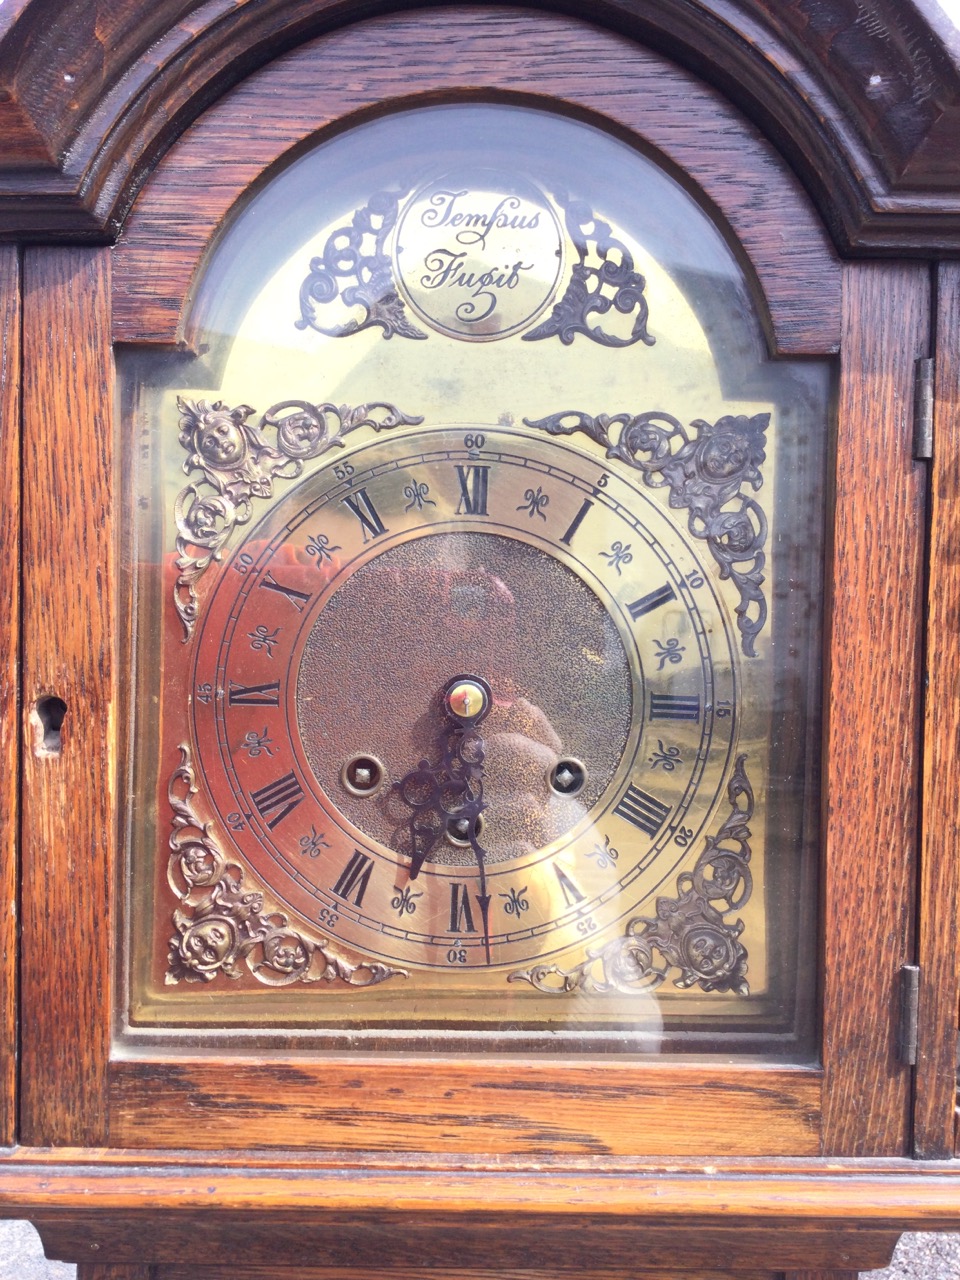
[819,261,929,1157]
[0,244,19,1148]
[19,246,117,1146]
[914,260,960,1160]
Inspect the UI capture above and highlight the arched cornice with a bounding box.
[0,0,959,251]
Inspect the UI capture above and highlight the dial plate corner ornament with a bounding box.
[524,410,769,656]
[508,754,755,997]
[166,743,408,988]
[173,396,424,640]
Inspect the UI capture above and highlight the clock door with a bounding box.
[19,9,924,1159]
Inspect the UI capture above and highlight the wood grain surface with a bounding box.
[12,1150,956,1272]
[70,1267,859,1280]
[148,1264,783,1274]
[107,1058,822,1154]
[78,1267,151,1280]
[3,1148,957,1217]
[19,246,115,1145]
[0,245,19,1147]
[29,1211,902,1275]
[63,1264,882,1280]
[914,261,960,1160]
[785,1273,857,1280]
[819,263,930,1156]
[110,7,841,357]
[1,0,960,251]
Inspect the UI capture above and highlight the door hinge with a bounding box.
[914,357,934,460]
[899,964,920,1064]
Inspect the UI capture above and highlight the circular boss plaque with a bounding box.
[393,172,564,341]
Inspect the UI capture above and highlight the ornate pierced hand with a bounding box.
[395,675,493,962]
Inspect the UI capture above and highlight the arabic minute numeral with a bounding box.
[446,946,468,965]
[463,433,485,451]
[686,568,705,588]
[332,461,355,481]
[675,826,694,848]
[318,906,340,929]
[716,700,733,718]
[226,811,246,832]
[576,916,597,935]
[232,552,254,575]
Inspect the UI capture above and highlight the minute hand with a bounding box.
[446,715,492,965]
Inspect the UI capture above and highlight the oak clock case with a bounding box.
[121,104,827,1055]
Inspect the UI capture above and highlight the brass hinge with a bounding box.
[899,964,920,1064]
[914,357,934,460]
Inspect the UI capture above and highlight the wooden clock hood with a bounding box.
[3,2,960,1278]
[1,0,960,250]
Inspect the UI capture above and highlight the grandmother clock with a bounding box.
[2,0,960,1277]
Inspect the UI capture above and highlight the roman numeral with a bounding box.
[342,488,387,541]
[650,693,701,721]
[560,498,593,547]
[228,680,281,706]
[614,784,671,836]
[250,771,304,829]
[331,850,374,907]
[259,571,311,612]
[449,883,477,933]
[626,583,676,621]
[553,863,585,907]
[455,465,490,516]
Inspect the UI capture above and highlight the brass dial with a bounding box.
[191,425,738,971]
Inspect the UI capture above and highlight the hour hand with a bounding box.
[395,764,443,880]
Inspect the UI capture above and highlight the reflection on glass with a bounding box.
[120,103,828,1057]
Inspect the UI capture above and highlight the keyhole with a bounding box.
[34,695,67,755]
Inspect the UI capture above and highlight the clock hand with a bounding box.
[441,677,493,964]
[396,676,494,965]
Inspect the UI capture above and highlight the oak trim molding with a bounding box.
[110,7,841,357]
[2,0,960,250]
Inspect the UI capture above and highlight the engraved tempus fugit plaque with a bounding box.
[393,172,565,340]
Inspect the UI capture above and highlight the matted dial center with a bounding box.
[296,531,633,865]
